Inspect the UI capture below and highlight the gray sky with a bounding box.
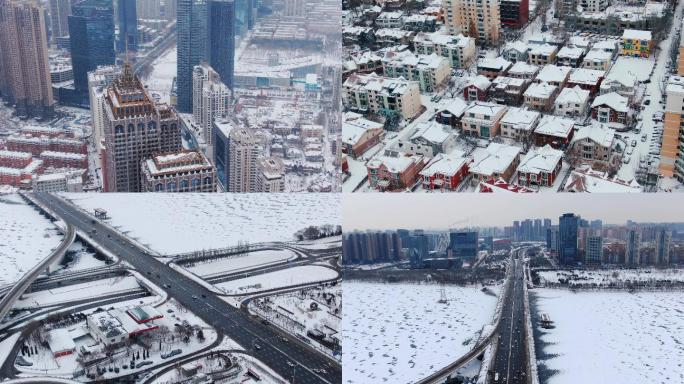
[343,194,684,230]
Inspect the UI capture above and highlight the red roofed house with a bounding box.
[419,151,471,191]
[516,145,563,187]
[463,75,491,101]
[367,152,426,191]
[533,115,575,149]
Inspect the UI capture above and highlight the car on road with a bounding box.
[623,155,631,164]
[254,344,261,350]
[644,99,650,105]
[192,295,198,300]
[631,140,637,147]
[287,361,295,367]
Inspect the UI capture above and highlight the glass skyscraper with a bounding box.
[208,0,235,90]
[117,0,137,52]
[176,0,207,113]
[69,0,115,93]
[558,213,579,266]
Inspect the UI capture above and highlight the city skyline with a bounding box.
[344,194,684,230]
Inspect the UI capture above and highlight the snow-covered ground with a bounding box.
[185,250,297,277]
[536,268,684,287]
[0,194,64,286]
[53,241,109,274]
[216,265,339,295]
[64,193,340,255]
[342,282,500,384]
[140,47,176,104]
[532,289,684,384]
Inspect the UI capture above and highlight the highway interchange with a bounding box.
[2,193,342,384]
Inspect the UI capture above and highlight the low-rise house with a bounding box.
[528,44,559,66]
[461,102,508,138]
[533,115,575,148]
[477,57,512,79]
[582,49,613,71]
[569,122,618,167]
[479,177,536,193]
[344,51,383,78]
[502,41,530,63]
[534,64,571,87]
[591,92,630,124]
[382,51,451,92]
[499,107,541,142]
[399,120,458,157]
[469,142,522,182]
[508,62,540,80]
[556,46,586,67]
[554,86,591,118]
[413,32,476,68]
[376,11,404,29]
[375,28,415,47]
[435,97,469,128]
[343,73,422,119]
[621,29,653,58]
[567,68,605,94]
[367,151,426,191]
[523,82,558,112]
[343,26,375,46]
[490,76,529,106]
[516,144,564,187]
[342,113,385,158]
[463,75,491,101]
[419,151,471,190]
[564,165,641,192]
[403,14,438,32]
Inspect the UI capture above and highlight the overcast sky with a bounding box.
[343,194,684,230]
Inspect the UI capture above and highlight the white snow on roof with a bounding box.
[529,44,558,56]
[477,57,512,71]
[49,328,76,353]
[382,51,447,70]
[583,49,613,63]
[517,145,563,174]
[419,151,470,177]
[509,62,539,75]
[501,107,540,130]
[410,121,453,144]
[464,101,506,117]
[565,166,641,192]
[623,29,652,41]
[604,56,653,85]
[435,97,469,117]
[504,40,529,53]
[368,153,423,173]
[556,86,590,105]
[415,32,472,48]
[591,92,628,112]
[342,116,383,146]
[470,143,521,176]
[666,75,684,94]
[536,65,571,83]
[557,46,585,59]
[469,75,492,90]
[492,76,527,89]
[534,115,575,137]
[568,68,605,85]
[524,82,557,99]
[571,122,615,148]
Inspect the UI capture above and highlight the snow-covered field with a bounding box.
[532,289,684,384]
[0,194,64,286]
[342,282,500,384]
[536,268,684,287]
[53,241,108,274]
[216,265,339,295]
[64,193,340,255]
[185,250,297,277]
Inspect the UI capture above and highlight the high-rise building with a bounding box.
[176,0,207,113]
[625,229,641,265]
[0,0,54,118]
[101,64,182,192]
[117,0,137,52]
[136,0,161,19]
[69,0,115,94]
[207,0,235,90]
[213,120,259,192]
[234,0,255,36]
[192,63,231,145]
[558,213,579,266]
[88,65,121,168]
[585,236,603,265]
[443,0,500,44]
[256,156,285,192]
[449,231,478,259]
[660,76,684,180]
[499,0,528,29]
[49,0,71,42]
[655,228,671,265]
[164,0,177,21]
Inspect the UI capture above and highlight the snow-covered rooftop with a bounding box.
[343,115,384,146]
[529,44,558,56]
[470,142,521,176]
[535,115,575,137]
[557,46,585,59]
[568,68,605,85]
[535,65,571,83]
[524,82,557,99]
[468,75,492,90]
[367,153,424,173]
[556,86,590,105]
[477,57,512,71]
[623,29,652,41]
[571,122,615,148]
[419,151,470,177]
[564,165,641,192]
[500,107,540,130]
[517,144,563,174]
[508,62,539,76]
[463,101,506,118]
[435,97,469,117]
[591,92,628,112]
[410,121,453,145]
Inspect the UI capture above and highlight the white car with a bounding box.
[622,155,631,164]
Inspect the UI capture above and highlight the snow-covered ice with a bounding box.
[216,265,339,295]
[342,282,500,384]
[140,47,176,104]
[536,268,684,287]
[0,194,64,286]
[185,250,297,277]
[64,193,340,255]
[532,289,684,384]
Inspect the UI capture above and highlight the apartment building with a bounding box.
[343,73,422,119]
[381,51,450,92]
[443,0,500,44]
[413,32,476,68]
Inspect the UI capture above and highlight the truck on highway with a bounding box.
[161,349,182,359]
[494,372,499,383]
